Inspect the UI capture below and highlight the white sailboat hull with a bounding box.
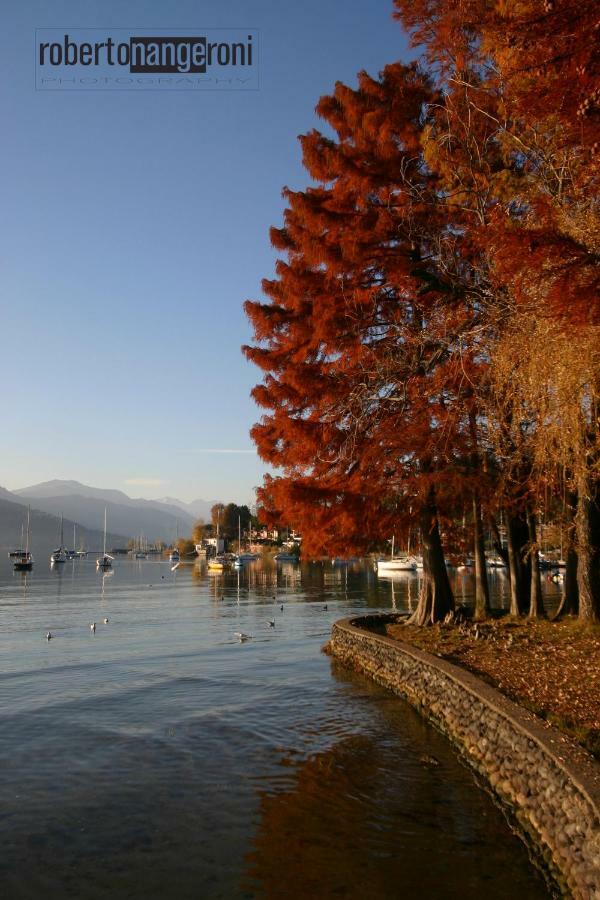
[376,557,417,573]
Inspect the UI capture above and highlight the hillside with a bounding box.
[15,480,196,543]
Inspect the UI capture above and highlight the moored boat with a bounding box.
[375,536,417,573]
[50,515,67,565]
[485,553,507,569]
[376,556,417,573]
[14,507,33,571]
[96,508,113,570]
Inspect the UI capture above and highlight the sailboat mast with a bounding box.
[103,507,107,556]
[60,514,64,549]
[391,535,395,560]
[238,515,241,553]
[25,506,30,554]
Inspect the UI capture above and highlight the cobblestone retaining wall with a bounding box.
[329,614,600,899]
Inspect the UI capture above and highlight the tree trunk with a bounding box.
[507,510,530,616]
[527,510,545,618]
[554,491,579,619]
[473,493,490,620]
[576,476,600,622]
[407,490,454,625]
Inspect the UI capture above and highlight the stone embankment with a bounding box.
[329,614,600,899]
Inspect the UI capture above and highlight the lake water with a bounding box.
[0,558,556,899]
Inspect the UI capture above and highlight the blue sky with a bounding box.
[1,0,410,504]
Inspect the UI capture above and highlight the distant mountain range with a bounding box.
[154,496,219,521]
[0,480,222,556]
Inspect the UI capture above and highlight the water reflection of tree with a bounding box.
[243,735,403,899]
[244,666,548,900]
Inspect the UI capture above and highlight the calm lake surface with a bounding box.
[0,558,558,899]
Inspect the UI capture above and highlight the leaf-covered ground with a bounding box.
[385,617,600,759]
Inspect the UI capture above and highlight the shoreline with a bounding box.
[327,613,600,899]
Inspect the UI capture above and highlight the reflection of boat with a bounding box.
[14,507,33,571]
[456,558,474,572]
[96,508,113,570]
[376,568,416,581]
[50,515,67,564]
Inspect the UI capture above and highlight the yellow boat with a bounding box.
[207,555,227,571]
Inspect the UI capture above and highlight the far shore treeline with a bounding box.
[243,1,599,624]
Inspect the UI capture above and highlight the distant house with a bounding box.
[200,537,225,554]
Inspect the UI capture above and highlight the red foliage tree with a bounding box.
[245,63,501,623]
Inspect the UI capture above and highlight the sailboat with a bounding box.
[14,506,34,571]
[169,521,180,562]
[376,535,417,573]
[233,515,258,567]
[50,515,67,564]
[96,508,113,569]
[9,522,27,559]
[65,524,78,559]
[207,509,229,570]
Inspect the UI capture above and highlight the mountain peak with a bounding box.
[16,480,132,504]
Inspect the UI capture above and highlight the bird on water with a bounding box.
[46,631,52,641]
[90,622,96,633]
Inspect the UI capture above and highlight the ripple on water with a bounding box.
[0,559,554,899]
